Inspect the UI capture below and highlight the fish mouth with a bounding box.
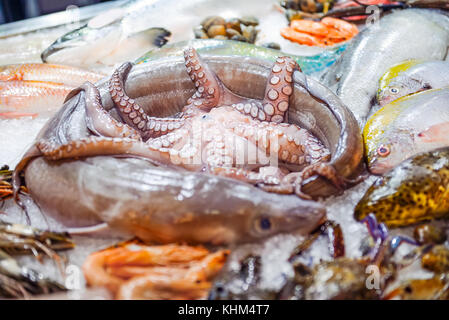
[367,157,389,175]
[285,202,327,232]
[378,95,392,107]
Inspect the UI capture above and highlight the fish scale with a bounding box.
[355,149,449,227]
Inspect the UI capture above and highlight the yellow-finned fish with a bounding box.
[355,148,449,228]
[364,88,449,174]
[377,60,449,106]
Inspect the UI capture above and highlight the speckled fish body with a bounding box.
[0,80,73,114]
[355,149,449,227]
[378,60,449,106]
[364,88,449,174]
[322,9,449,126]
[0,64,104,86]
[136,39,347,75]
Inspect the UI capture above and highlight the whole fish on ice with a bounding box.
[355,148,449,227]
[322,9,449,126]
[136,39,347,75]
[0,63,104,86]
[0,64,104,117]
[377,60,449,106]
[0,80,73,115]
[364,88,449,174]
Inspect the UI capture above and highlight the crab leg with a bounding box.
[109,63,184,140]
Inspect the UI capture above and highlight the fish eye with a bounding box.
[253,216,273,234]
[389,87,399,94]
[374,177,385,187]
[260,217,272,230]
[377,145,390,157]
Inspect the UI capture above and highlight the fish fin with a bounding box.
[128,27,171,48]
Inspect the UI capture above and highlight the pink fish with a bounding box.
[0,63,104,86]
[0,80,74,114]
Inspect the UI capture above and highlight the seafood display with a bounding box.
[40,0,303,68]
[4,0,449,302]
[364,88,449,174]
[83,240,228,299]
[355,149,449,227]
[38,49,339,198]
[322,9,449,125]
[17,50,363,244]
[211,215,436,300]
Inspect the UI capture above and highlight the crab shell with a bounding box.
[24,55,363,239]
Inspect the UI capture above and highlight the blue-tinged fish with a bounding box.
[136,39,346,75]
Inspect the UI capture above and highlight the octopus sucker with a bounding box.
[109,62,184,141]
[16,49,362,243]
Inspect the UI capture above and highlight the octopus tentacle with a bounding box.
[36,137,171,165]
[184,48,221,110]
[109,63,184,140]
[230,100,267,122]
[229,57,299,123]
[211,166,286,186]
[262,57,299,123]
[231,121,330,167]
[81,82,141,140]
[280,162,345,200]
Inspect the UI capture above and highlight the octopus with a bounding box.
[35,48,342,199]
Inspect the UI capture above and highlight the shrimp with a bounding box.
[82,240,229,299]
[281,18,358,47]
[321,17,359,39]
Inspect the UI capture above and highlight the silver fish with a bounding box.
[41,23,170,68]
[322,9,449,126]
